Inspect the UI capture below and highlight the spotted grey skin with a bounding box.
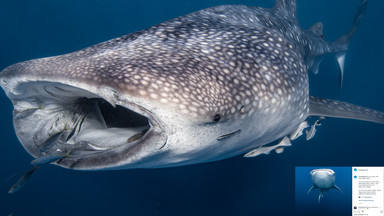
[0,0,383,170]
[307,169,342,204]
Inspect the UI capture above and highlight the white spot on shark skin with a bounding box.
[150,93,158,99]
[138,90,147,96]
[160,98,168,103]
[222,68,230,74]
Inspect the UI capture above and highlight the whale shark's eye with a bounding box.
[213,114,221,122]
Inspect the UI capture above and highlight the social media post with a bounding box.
[352,167,384,216]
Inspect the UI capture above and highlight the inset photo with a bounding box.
[295,167,352,216]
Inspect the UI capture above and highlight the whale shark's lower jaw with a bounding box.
[3,80,168,170]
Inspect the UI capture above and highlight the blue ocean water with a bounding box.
[0,0,383,215]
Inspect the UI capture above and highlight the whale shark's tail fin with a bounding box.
[309,96,384,124]
[306,0,368,88]
[330,0,368,88]
[331,0,368,52]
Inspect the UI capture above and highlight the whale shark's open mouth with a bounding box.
[5,80,167,170]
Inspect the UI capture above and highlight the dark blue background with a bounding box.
[0,0,383,215]
[295,167,352,216]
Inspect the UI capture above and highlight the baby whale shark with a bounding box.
[0,0,383,170]
[307,169,342,204]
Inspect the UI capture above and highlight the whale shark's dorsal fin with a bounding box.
[309,96,384,124]
[308,22,324,38]
[273,0,297,24]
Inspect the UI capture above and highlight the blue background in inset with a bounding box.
[295,167,352,216]
[0,0,383,215]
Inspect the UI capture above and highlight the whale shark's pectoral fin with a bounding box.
[307,50,345,88]
[309,96,384,124]
[307,185,316,195]
[335,52,346,88]
[244,136,291,157]
[333,185,343,193]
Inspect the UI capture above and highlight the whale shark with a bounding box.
[307,169,343,204]
[0,0,382,170]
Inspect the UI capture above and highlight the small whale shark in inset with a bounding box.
[307,169,343,204]
[0,0,382,170]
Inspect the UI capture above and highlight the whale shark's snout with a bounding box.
[307,169,342,203]
[310,169,336,189]
[0,58,172,170]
